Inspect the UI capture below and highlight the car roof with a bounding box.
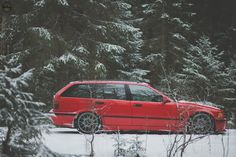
[70,80,149,86]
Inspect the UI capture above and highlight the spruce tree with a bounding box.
[174,36,232,104]
[0,55,46,156]
[140,0,194,85]
[1,0,144,108]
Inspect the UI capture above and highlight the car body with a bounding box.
[50,81,226,134]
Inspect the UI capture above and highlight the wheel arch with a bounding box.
[188,111,216,131]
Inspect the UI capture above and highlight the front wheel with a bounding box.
[188,113,214,134]
[76,112,100,134]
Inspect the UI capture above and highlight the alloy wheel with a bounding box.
[189,113,214,134]
[77,112,100,134]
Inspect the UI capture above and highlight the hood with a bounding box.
[178,100,222,111]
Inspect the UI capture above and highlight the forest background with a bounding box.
[0,0,236,125]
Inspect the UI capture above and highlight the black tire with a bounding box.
[76,112,100,134]
[188,113,214,134]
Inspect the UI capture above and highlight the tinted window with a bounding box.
[103,84,126,100]
[61,84,92,98]
[61,83,126,100]
[93,84,126,100]
[129,85,162,102]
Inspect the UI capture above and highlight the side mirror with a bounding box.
[162,96,171,104]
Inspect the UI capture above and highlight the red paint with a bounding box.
[50,81,226,133]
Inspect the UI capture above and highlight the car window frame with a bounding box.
[60,83,129,101]
[127,84,163,102]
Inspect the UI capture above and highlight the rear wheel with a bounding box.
[188,113,214,134]
[76,112,100,134]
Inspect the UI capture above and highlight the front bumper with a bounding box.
[215,118,227,133]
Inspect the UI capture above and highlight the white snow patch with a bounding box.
[72,46,90,55]
[43,128,236,157]
[59,53,77,64]
[97,42,125,54]
[44,63,55,72]
[161,13,169,19]
[34,0,46,7]
[57,0,69,6]
[173,33,186,41]
[30,27,52,40]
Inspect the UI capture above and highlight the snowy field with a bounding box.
[43,128,236,157]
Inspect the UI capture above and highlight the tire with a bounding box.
[188,113,214,134]
[76,112,100,134]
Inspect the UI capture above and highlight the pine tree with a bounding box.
[174,36,232,104]
[112,131,127,157]
[226,59,236,103]
[1,0,144,108]
[0,55,47,156]
[140,0,194,85]
[126,135,146,157]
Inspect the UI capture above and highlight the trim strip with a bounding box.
[54,113,77,116]
[54,113,178,121]
[103,115,178,121]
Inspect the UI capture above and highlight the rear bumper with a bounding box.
[215,118,227,133]
[49,110,76,128]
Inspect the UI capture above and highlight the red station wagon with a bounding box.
[50,81,226,134]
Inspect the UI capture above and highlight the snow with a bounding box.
[172,33,186,41]
[44,63,55,72]
[119,69,150,83]
[172,3,182,7]
[34,0,46,7]
[161,13,169,19]
[224,98,236,101]
[11,68,34,88]
[57,0,69,6]
[95,62,107,73]
[43,128,236,157]
[30,27,52,40]
[72,46,90,55]
[97,43,126,54]
[105,22,142,39]
[172,18,191,30]
[59,53,77,64]
[116,2,131,10]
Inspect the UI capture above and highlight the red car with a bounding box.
[50,81,226,134]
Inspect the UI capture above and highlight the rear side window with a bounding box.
[61,83,127,100]
[93,84,126,100]
[103,84,126,100]
[61,84,92,98]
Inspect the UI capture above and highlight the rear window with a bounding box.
[61,84,92,98]
[61,83,127,100]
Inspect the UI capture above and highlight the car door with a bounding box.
[92,84,132,128]
[128,84,178,130]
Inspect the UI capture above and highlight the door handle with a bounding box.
[95,101,105,105]
[133,104,142,107]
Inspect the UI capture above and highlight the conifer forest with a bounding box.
[0,0,236,156]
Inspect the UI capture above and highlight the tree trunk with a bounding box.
[0,14,9,55]
[2,125,12,156]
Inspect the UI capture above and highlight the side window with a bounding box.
[93,84,105,99]
[61,84,92,98]
[92,84,126,100]
[61,83,127,100]
[103,84,126,100]
[129,85,162,102]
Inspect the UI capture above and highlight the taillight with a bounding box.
[53,99,59,109]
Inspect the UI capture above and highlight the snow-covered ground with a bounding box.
[43,128,236,157]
